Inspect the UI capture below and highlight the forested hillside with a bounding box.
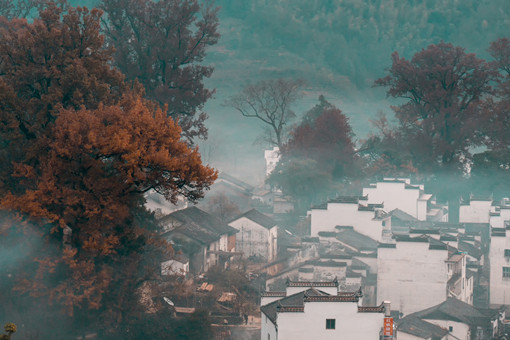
[211,0,508,90]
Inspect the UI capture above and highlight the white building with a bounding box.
[145,190,188,218]
[309,196,389,242]
[260,279,389,340]
[159,207,238,273]
[459,195,493,224]
[265,146,280,177]
[363,178,445,221]
[229,209,278,262]
[488,198,510,306]
[489,223,510,305]
[377,235,472,316]
[161,255,189,277]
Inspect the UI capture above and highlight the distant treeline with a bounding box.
[214,0,508,88]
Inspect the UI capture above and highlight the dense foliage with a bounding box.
[269,96,361,212]
[0,2,216,338]
[100,0,219,142]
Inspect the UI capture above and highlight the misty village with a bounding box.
[0,0,510,339]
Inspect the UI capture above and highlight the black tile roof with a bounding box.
[160,207,238,244]
[409,298,491,326]
[389,208,418,222]
[230,209,277,229]
[261,287,366,324]
[397,316,449,338]
[335,226,378,252]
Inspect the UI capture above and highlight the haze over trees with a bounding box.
[373,42,497,175]
[268,96,361,212]
[227,78,304,148]
[0,0,510,338]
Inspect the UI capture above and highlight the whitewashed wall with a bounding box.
[377,241,448,316]
[490,231,510,305]
[310,203,384,241]
[459,200,492,223]
[422,319,469,340]
[229,217,277,261]
[363,181,422,219]
[261,313,278,340]
[276,301,384,340]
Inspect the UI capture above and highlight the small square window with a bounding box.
[503,267,510,278]
[505,249,510,257]
[326,319,336,329]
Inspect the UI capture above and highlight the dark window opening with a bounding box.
[326,319,336,329]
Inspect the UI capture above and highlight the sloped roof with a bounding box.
[458,240,482,260]
[261,287,364,324]
[160,207,237,245]
[231,209,277,229]
[164,206,238,236]
[350,258,368,270]
[390,208,418,222]
[397,316,449,339]
[261,288,329,324]
[335,226,378,252]
[328,195,368,204]
[392,234,448,250]
[217,172,254,193]
[410,298,489,326]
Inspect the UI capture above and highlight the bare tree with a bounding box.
[227,78,304,148]
[0,0,48,20]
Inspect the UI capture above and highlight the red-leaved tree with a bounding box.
[375,42,497,175]
[268,96,360,212]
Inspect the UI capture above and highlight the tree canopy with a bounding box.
[374,42,497,175]
[100,0,219,142]
[268,96,360,212]
[0,2,216,337]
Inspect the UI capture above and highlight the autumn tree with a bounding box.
[374,42,497,175]
[100,0,219,142]
[227,78,305,148]
[0,3,216,337]
[268,96,360,212]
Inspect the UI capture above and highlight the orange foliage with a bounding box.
[0,3,217,324]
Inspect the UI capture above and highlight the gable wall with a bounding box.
[363,182,421,219]
[377,242,448,316]
[229,217,271,260]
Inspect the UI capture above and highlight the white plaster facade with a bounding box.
[378,237,473,316]
[422,319,469,340]
[377,240,448,316]
[229,211,278,262]
[275,301,384,340]
[310,198,387,242]
[161,258,189,277]
[261,282,388,340]
[363,179,425,220]
[489,226,510,305]
[265,147,280,177]
[459,198,492,223]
